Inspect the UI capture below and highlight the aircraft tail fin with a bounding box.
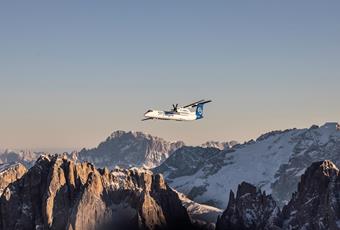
[196,103,204,119]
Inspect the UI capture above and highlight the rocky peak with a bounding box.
[78,131,185,169]
[0,163,27,195]
[0,155,194,230]
[235,181,257,197]
[108,130,152,140]
[319,160,339,176]
[108,130,129,139]
[295,160,339,196]
[282,160,340,230]
[216,182,281,230]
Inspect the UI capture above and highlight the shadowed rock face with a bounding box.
[282,160,340,230]
[0,155,194,230]
[216,160,340,230]
[216,182,281,230]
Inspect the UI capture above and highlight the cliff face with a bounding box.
[0,155,193,230]
[0,163,27,195]
[282,160,340,230]
[216,160,340,230]
[78,131,184,169]
[216,182,281,230]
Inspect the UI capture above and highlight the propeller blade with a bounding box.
[172,104,179,111]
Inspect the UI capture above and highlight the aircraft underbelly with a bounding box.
[155,114,194,121]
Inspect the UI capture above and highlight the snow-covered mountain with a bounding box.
[176,190,222,229]
[154,122,340,208]
[78,130,184,169]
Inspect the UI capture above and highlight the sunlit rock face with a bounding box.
[0,163,27,195]
[78,130,184,169]
[0,155,194,230]
[282,160,340,230]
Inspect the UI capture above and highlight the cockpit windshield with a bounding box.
[146,110,153,113]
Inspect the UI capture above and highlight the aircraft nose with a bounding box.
[144,110,153,115]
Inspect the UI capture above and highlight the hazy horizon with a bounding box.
[1,121,338,152]
[1,1,340,149]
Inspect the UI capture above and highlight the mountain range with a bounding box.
[1,155,340,229]
[155,122,340,208]
[0,131,236,170]
[2,123,340,208]
[1,122,340,229]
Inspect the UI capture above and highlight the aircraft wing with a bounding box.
[183,99,211,108]
[192,99,212,107]
[183,99,206,108]
[142,118,154,121]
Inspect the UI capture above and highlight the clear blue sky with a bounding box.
[1,1,340,150]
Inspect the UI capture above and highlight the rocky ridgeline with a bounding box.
[0,155,194,230]
[217,160,340,230]
[201,141,238,150]
[78,131,184,169]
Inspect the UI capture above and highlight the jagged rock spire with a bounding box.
[282,160,340,230]
[216,182,281,230]
[0,155,194,230]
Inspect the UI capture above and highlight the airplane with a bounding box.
[142,99,212,121]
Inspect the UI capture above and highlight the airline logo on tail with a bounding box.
[196,104,204,119]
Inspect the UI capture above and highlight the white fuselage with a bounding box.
[144,108,197,121]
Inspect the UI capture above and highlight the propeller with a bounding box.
[172,104,179,112]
